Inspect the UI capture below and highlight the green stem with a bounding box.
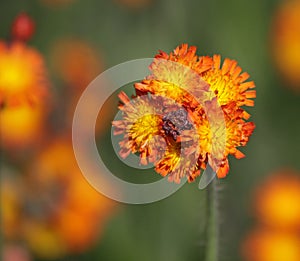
[206,178,219,261]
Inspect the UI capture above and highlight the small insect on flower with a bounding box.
[112,44,256,184]
[162,109,193,141]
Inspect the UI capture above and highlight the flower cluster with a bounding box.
[1,13,116,260]
[1,139,115,260]
[0,13,48,146]
[113,44,256,183]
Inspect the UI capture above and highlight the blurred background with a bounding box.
[1,0,300,260]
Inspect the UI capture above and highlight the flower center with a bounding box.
[162,109,192,140]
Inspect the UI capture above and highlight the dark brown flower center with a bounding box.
[162,109,192,140]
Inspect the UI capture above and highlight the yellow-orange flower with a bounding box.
[0,102,46,149]
[254,170,300,231]
[242,229,300,261]
[113,92,176,165]
[271,0,300,89]
[200,55,256,108]
[113,44,255,182]
[180,102,255,178]
[0,41,48,105]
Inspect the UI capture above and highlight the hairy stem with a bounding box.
[206,178,219,261]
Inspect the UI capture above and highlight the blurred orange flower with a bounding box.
[50,39,103,92]
[254,170,300,231]
[1,138,116,259]
[22,138,116,258]
[0,102,46,149]
[242,229,300,261]
[0,41,48,105]
[271,0,300,89]
[242,169,300,261]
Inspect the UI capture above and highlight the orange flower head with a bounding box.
[113,92,175,165]
[254,170,300,231]
[0,41,48,105]
[113,44,255,183]
[200,54,256,108]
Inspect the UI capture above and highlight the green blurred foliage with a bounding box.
[1,0,300,261]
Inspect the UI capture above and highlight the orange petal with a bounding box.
[235,149,246,159]
[239,72,250,82]
[245,90,256,98]
[213,55,221,70]
[232,66,242,80]
[240,81,255,92]
[217,160,229,178]
[221,58,232,75]
[118,91,130,104]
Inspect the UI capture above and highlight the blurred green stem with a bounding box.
[206,178,219,261]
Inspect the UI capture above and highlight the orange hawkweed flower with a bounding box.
[200,55,256,108]
[0,41,48,105]
[113,44,255,183]
[254,170,300,231]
